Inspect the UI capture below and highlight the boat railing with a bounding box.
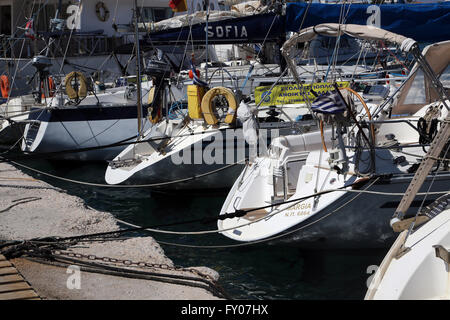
[420,193,450,220]
[272,152,309,201]
[0,35,126,59]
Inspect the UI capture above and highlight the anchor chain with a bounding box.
[52,249,214,281]
[0,240,229,299]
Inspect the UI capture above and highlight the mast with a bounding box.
[205,0,209,80]
[46,0,64,56]
[134,0,143,137]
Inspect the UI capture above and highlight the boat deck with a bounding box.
[0,254,40,300]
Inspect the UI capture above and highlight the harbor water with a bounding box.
[14,158,389,300]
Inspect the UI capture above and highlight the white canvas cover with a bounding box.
[142,2,267,32]
[231,1,264,13]
[140,11,245,31]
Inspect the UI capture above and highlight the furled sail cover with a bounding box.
[285,3,450,42]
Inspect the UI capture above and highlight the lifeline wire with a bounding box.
[124,176,380,249]
[4,176,447,246]
[0,178,371,249]
[6,158,246,188]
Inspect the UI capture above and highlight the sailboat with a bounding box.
[104,2,398,189]
[12,1,156,162]
[0,0,207,98]
[19,73,154,161]
[365,193,450,300]
[217,24,450,249]
[6,1,300,160]
[0,0,223,156]
[366,103,450,299]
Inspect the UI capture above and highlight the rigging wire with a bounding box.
[6,158,246,188]
[2,0,40,107]
[1,175,447,247]
[6,173,448,251]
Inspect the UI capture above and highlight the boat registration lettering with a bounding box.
[284,202,312,217]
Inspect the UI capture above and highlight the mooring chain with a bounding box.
[53,249,215,281]
[0,242,228,298]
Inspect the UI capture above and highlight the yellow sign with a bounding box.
[254,82,350,107]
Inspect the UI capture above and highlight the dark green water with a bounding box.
[14,159,389,300]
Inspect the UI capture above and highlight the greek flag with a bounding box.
[190,61,208,87]
[311,90,347,114]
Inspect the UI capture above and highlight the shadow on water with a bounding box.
[8,158,390,300]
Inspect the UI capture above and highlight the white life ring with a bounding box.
[95,2,110,22]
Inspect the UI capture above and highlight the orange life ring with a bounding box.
[0,75,10,98]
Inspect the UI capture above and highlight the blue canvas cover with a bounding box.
[285,3,450,42]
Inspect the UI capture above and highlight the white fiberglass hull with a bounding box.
[220,169,450,249]
[21,105,151,161]
[366,198,450,300]
[105,124,290,190]
[218,138,450,249]
[218,98,450,249]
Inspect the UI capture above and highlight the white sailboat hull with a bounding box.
[219,169,450,249]
[105,125,289,189]
[366,199,450,300]
[22,115,150,161]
